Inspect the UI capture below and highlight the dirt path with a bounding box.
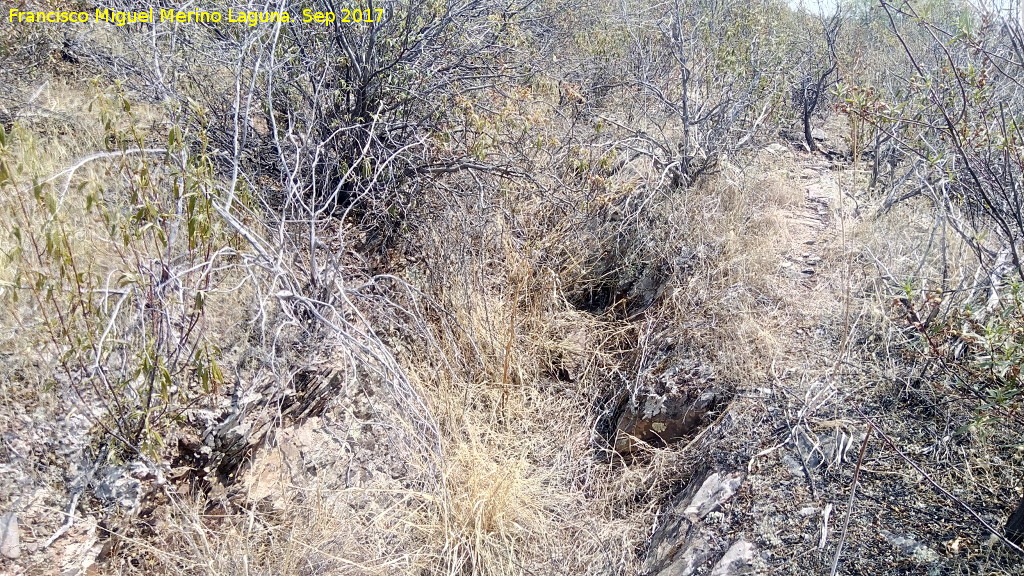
[736,155,856,571]
[731,153,858,573]
[642,150,863,575]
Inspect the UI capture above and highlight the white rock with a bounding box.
[1,512,20,559]
[709,539,756,576]
[683,472,744,521]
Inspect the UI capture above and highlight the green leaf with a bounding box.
[168,125,182,151]
[160,364,172,402]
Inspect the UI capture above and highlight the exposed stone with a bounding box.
[614,389,719,453]
[782,453,805,478]
[93,466,142,511]
[683,472,745,522]
[806,178,840,203]
[791,425,823,469]
[643,471,713,575]
[880,530,942,564]
[1,512,19,559]
[651,536,714,576]
[642,469,747,576]
[613,352,722,454]
[709,539,756,576]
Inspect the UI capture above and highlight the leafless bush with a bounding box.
[0,0,918,573]
[872,0,1024,284]
[612,0,796,186]
[793,7,841,152]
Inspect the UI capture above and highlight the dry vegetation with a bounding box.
[3,0,1024,575]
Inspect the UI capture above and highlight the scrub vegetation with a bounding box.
[2,0,1024,574]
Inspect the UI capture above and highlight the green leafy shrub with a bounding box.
[0,89,236,459]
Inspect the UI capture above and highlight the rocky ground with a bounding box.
[636,144,1024,576]
[3,136,1023,576]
